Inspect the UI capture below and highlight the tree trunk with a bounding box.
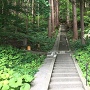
[23,0,30,47]
[80,0,85,44]
[0,0,3,27]
[54,0,57,27]
[32,0,34,23]
[38,0,40,29]
[51,0,55,32]
[67,0,70,27]
[23,38,27,47]
[48,0,52,37]
[56,0,59,27]
[72,0,78,40]
[0,0,2,14]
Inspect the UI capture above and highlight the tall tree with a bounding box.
[32,0,34,23]
[72,0,78,40]
[67,0,70,27]
[54,0,57,27]
[56,0,59,27]
[80,0,85,44]
[48,0,52,37]
[51,0,55,32]
[37,0,40,29]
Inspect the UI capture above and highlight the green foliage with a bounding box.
[59,0,72,23]
[20,83,30,90]
[0,0,50,49]
[69,39,85,50]
[69,39,90,85]
[74,45,90,85]
[84,15,90,26]
[83,10,90,34]
[67,29,90,85]
[0,46,45,90]
[29,30,58,52]
[37,0,50,18]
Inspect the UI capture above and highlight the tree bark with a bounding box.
[51,0,55,32]
[32,0,34,23]
[72,0,78,40]
[80,0,85,44]
[38,0,40,29]
[56,0,59,27]
[54,0,56,27]
[48,0,52,37]
[67,0,70,27]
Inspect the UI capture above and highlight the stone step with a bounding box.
[53,68,76,71]
[57,59,72,60]
[50,81,82,85]
[54,64,75,67]
[54,66,75,68]
[55,62,74,65]
[56,54,71,57]
[54,67,76,69]
[49,83,83,89]
[56,57,71,59]
[55,63,75,65]
[49,88,84,90]
[56,58,72,60]
[55,62,73,64]
[52,73,79,77]
[55,60,74,64]
[50,77,81,82]
[53,69,77,73]
[55,62,74,63]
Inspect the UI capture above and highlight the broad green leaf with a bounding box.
[0,82,2,89]
[2,85,9,90]
[2,80,9,85]
[23,75,34,82]
[9,77,22,88]
[20,83,30,90]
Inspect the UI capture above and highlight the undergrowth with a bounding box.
[29,30,58,52]
[0,46,45,90]
[67,30,90,85]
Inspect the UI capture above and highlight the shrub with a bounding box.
[0,45,45,90]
